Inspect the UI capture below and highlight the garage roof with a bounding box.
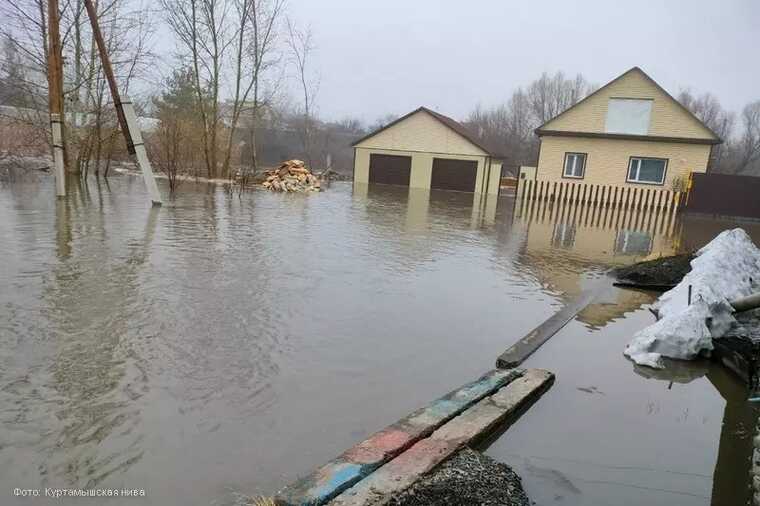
[352,106,503,158]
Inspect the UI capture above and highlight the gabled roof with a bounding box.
[535,67,722,145]
[352,106,503,157]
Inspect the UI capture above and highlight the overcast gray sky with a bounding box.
[285,0,759,123]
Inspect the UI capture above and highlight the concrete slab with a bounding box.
[330,438,465,506]
[328,369,554,506]
[276,368,524,506]
[490,369,554,410]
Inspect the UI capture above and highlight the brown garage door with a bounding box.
[369,154,412,186]
[431,158,478,192]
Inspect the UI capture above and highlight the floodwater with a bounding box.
[0,176,758,506]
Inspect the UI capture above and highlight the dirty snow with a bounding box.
[625,228,760,368]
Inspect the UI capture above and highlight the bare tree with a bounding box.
[732,101,760,175]
[1,0,156,178]
[286,17,317,168]
[678,89,736,172]
[464,73,592,174]
[67,0,156,177]
[163,0,232,179]
[147,67,204,193]
[366,113,398,133]
[677,90,735,140]
[222,0,284,182]
[527,71,594,125]
[1,1,56,162]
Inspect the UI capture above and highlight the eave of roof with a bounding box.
[535,66,723,144]
[352,106,503,157]
[535,128,721,145]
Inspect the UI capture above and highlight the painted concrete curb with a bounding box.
[276,368,524,506]
[328,369,555,506]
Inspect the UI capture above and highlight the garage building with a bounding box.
[352,107,503,195]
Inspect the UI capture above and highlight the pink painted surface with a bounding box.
[343,428,415,464]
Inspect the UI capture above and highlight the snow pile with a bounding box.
[625,228,760,368]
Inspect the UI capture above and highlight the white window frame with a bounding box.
[563,152,586,179]
[627,157,667,185]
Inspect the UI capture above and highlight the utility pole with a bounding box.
[47,0,66,197]
[82,0,162,205]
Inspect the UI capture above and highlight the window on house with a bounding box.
[605,98,653,135]
[627,157,667,185]
[563,153,586,178]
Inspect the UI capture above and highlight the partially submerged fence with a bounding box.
[517,179,684,214]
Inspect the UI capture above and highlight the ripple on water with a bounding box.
[3,178,760,505]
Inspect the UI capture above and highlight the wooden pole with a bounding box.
[47,0,66,196]
[82,0,134,154]
[82,0,161,205]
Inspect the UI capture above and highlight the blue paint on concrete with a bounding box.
[277,368,525,506]
[304,462,366,505]
[453,373,506,401]
[426,398,466,418]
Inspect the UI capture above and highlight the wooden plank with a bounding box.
[496,289,600,368]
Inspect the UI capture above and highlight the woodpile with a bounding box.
[262,159,321,192]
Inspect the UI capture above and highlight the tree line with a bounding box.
[0,1,758,185]
[0,0,331,188]
[461,72,760,177]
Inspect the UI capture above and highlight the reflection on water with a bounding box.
[486,306,760,506]
[492,194,760,506]
[514,194,760,331]
[0,178,542,506]
[0,177,758,505]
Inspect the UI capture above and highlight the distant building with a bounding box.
[532,67,721,188]
[352,107,503,195]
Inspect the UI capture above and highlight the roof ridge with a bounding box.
[352,106,503,157]
[536,67,722,143]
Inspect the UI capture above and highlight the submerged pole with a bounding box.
[121,99,162,205]
[82,0,161,206]
[47,0,66,197]
[50,114,66,197]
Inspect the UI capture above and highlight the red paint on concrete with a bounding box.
[343,428,415,464]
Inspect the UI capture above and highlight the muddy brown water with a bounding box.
[1,177,759,505]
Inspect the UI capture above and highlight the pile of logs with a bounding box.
[262,159,321,192]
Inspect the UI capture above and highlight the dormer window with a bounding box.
[605,98,653,135]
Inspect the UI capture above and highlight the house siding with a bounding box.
[354,147,500,195]
[536,136,711,187]
[542,69,717,141]
[354,110,488,156]
[353,110,501,195]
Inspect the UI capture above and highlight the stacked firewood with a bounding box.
[262,159,321,192]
